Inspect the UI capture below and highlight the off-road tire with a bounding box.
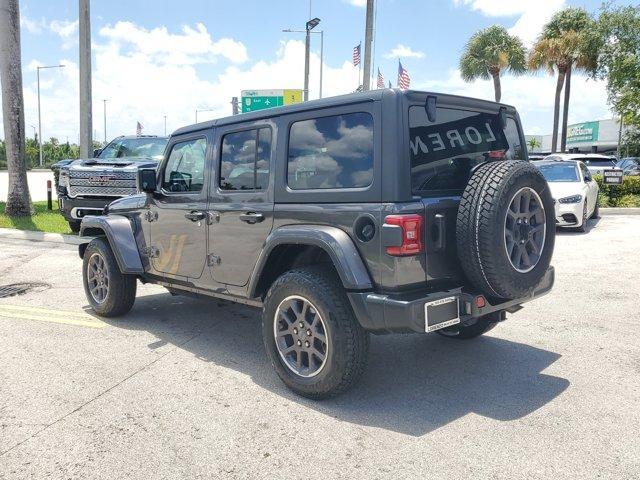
[82,237,137,317]
[436,311,501,339]
[69,221,81,234]
[457,161,555,300]
[262,266,369,399]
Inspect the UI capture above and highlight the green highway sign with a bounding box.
[241,89,303,113]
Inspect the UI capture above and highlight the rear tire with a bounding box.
[436,312,501,339]
[262,266,369,399]
[82,237,137,317]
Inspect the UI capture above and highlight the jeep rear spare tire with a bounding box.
[456,161,555,300]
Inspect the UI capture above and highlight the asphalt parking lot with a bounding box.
[1,216,639,479]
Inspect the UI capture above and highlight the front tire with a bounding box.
[82,237,137,317]
[262,266,369,399]
[590,197,600,219]
[576,202,588,233]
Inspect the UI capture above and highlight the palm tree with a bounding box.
[460,25,527,103]
[529,8,597,152]
[0,0,32,216]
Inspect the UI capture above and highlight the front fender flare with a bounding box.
[79,215,144,275]
[248,225,373,297]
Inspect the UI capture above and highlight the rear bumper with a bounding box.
[58,195,115,221]
[348,267,554,334]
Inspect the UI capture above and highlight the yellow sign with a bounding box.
[283,89,303,105]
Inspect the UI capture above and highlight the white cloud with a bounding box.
[20,15,46,34]
[453,0,565,45]
[384,44,425,60]
[49,19,79,38]
[99,21,248,65]
[344,0,366,6]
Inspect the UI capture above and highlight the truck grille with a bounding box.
[68,170,138,197]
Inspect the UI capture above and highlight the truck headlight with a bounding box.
[558,194,582,204]
[59,170,70,188]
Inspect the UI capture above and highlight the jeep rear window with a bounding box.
[287,112,373,190]
[409,106,524,195]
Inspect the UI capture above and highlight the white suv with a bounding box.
[543,153,617,176]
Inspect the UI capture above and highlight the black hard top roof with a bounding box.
[173,88,516,136]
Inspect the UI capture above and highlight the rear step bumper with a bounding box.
[348,267,554,334]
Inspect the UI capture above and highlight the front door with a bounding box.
[149,134,209,280]
[209,126,274,287]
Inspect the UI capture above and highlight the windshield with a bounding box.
[537,163,579,182]
[578,158,615,168]
[409,106,524,195]
[99,137,168,160]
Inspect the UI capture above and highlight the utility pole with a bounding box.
[231,97,239,115]
[102,99,107,144]
[362,0,374,91]
[304,18,321,101]
[163,115,167,135]
[79,0,92,158]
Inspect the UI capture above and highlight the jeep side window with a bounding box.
[287,113,374,190]
[220,128,272,191]
[409,106,524,195]
[162,138,207,193]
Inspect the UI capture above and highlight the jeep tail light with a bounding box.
[384,214,423,256]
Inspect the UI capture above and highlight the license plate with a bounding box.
[425,296,460,332]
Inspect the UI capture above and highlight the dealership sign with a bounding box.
[241,89,303,113]
[567,121,600,144]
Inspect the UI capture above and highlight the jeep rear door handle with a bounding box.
[185,211,206,222]
[239,212,264,224]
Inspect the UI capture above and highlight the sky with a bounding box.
[1,0,634,144]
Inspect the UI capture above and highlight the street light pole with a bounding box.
[303,18,320,102]
[36,64,65,167]
[164,115,167,136]
[102,99,107,144]
[283,27,323,99]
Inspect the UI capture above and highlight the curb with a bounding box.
[0,227,87,246]
[600,208,640,215]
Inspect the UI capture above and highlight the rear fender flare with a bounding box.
[79,215,144,275]
[248,225,373,297]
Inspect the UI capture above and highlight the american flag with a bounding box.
[136,122,143,135]
[377,68,385,89]
[352,43,361,66]
[397,61,410,90]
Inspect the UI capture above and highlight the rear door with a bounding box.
[208,125,274,287]
[408,104,526,282]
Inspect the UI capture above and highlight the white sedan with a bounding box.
[536,160,599,232]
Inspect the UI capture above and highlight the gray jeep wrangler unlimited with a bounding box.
[79,89,555,399]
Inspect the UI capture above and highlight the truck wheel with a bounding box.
[436,312,500,339]
[82,237,137,317]
[457,161,555,300]
[262,266,369,399]
[69,221,81,234]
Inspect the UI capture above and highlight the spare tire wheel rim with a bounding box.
[504,187,546,274]
[87,252,110,304]
[274,295,329,378]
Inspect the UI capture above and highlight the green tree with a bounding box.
[460,25,527,102]
[527,137,542,151]
[594,5,640,130]
[529,8,597,153]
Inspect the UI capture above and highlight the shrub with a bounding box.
[614,194,640,208]
[598,192,611,207]
[594,175,640,207]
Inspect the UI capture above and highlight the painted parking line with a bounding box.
[0,305,106,329]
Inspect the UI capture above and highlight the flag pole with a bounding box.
[358,42,362,89]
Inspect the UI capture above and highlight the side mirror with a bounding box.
[584,176,591,182]
[139,169,157,193]
[93,148,101,158]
